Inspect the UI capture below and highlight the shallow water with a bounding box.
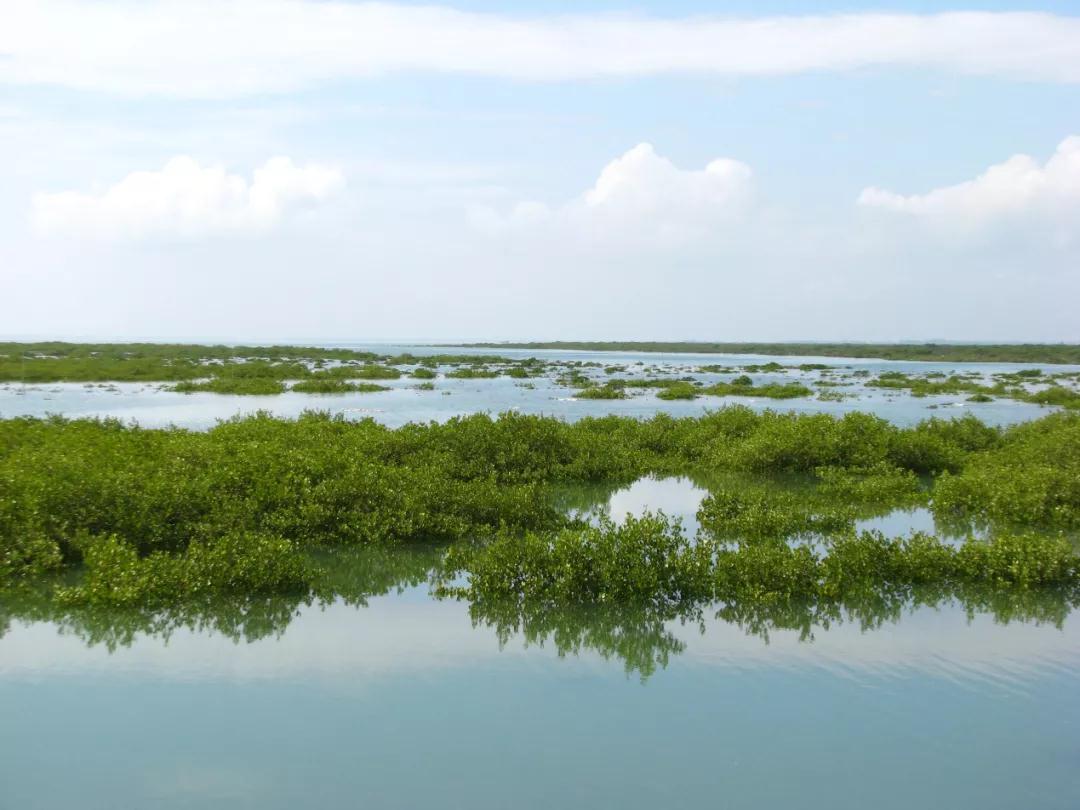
[566,473,981,543]
[3,346,1079,808]
[0,345,1066,428]
[3,566,1079,810]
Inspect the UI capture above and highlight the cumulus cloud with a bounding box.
[471,143,754,244]
[3,3,1080,97]
[32,156,343,239]
[858,136,1080,242]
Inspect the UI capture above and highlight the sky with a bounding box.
[2,1,1080,343]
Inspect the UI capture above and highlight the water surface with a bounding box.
[2,345,1078,809]
[1,345,1066,429]
[3,569,1078,810]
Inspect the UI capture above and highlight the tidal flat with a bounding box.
[2,342,1077,429]
[2,342,1080,810]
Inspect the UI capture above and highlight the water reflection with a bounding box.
[559,474,711,535]
[1,480,1075,682]
[0,545,442,652]
[4,552,1078,682]
[463,600,699,680]
[0,343,1066,430]
[463,585,1079,681]
[563,473,984,543]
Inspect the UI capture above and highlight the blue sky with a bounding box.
[3,1,1080,341]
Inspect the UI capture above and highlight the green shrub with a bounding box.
[446,367,500,379]
[290,379,389,394]
[933,413,1080,526]
[172,378,287,395]
[57,532,316,606]
[442,513,713,606]
[656,382,699,400]
[698,489,855,541]
[575,385,626,400]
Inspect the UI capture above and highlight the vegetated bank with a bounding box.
[456,341,1080,365]
[5,342,1079,411]
[0,342,515,384]
[2,407,1078,614]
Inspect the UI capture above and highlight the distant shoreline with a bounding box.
[446,342,1080,364]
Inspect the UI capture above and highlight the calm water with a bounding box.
[3,563,1079,809]
[2,346,1079,809]
[0,345,1066,429]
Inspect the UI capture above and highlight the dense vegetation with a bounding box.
[441,515,1077,606]
[290,379,390,394]
[0,342,378,382]
[0,342,509,384]
[172,378,288,395]
[459,341,1080,364]
[2,408,1078,615]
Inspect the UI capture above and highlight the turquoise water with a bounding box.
[2,346,1079,808]
[2,476,1078,809]
[3,576,1079,809]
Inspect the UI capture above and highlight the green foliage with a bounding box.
[458,341,1080,364]
[702,381,812,399]
[0,342,383,382]
[933,413,1080,527]
[0,531,63,581]
[698,489,855,541]
[655,382,699,400]
[325,364,402,380]
[172,378,287,395]
[290,379,390,394]
[410,367,437,379]
[0,412,567,575]
[4,408,1078,604]
[446,367,500,379]
[575,385,627,400]
[813,462,923,503]
[1024,385,1080,409]
[56,532,317,606]
[447,519,1080,608]
[211,360,310,380]
[441,513,713,606]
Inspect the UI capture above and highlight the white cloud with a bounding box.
[858,136,1080,242]
[32,156,343,239]
[471,143,754,244]
[3,3,1080,98]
